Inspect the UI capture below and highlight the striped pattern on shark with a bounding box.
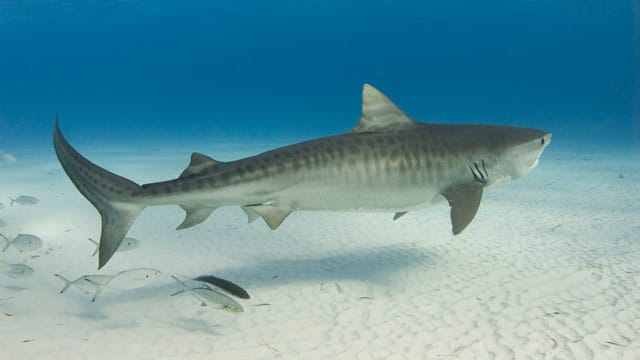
[53,84,551,269]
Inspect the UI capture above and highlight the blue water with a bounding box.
[0,1,637,153]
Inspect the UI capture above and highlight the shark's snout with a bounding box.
[530,132,552,169]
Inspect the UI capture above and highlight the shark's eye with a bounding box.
[540,138,545,145]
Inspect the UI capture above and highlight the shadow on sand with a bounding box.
[115,243,437,303]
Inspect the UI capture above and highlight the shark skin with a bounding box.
[53,84,551,269]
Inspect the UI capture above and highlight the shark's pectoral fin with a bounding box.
[393,211,408,220]
[177,206,217,230]
[243,204,292,230]
[179,152,222,178]
[442,184,483,235]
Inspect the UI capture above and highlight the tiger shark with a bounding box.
[53,84,551,269]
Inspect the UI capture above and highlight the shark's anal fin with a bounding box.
[243,204,292,230]
[393,211,408,220]
[442,183,483,235]
[176,206,217,230]
[179,152,221,178]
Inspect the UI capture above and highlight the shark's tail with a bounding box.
[53,118,145,269]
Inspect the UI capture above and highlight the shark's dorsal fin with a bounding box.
[442,183,483,235]
[179,152,221,178]
[350,84,415,133]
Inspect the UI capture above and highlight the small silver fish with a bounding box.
[88,237,139,257]
[192,274,250,299]
[0,260,34,278]
[54,274,113,294]
[1,233,43,252]
[85,268,162,302]
[9,195,38,206]
[171,275,243,313]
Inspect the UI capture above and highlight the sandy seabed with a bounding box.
[0,145,638,359]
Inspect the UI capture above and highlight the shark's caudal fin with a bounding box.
[53,119,145,269]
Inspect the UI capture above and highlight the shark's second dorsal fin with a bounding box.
[350,84,415,133]
[179,152,221,178]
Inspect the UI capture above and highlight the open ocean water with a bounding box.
[0,1,637,152]
[0,1,639,359]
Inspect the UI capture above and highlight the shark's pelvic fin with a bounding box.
[53,119,145,269]
[350,84,416,133]
[243,204,292,230]
[241,206,260,223]
[177,205,217,230]
[442,183,483,235]
[179,152,221,178]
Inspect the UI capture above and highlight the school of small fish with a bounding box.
[0,195,41,284]
[57,268,162,302]
[170,274,247,313]
[0,192,251,315]
[1,233,43,252]
[0,260,34,279]
[88,237,139,257]
[9,195,38,206]
[55,274,113,295]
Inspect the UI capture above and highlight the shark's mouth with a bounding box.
[530,157,540,170]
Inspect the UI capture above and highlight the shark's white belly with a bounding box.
[273,182,441,212]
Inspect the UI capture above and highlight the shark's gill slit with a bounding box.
[481,159,489,179]
[469,165,481,182]
[474,163,485,181]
